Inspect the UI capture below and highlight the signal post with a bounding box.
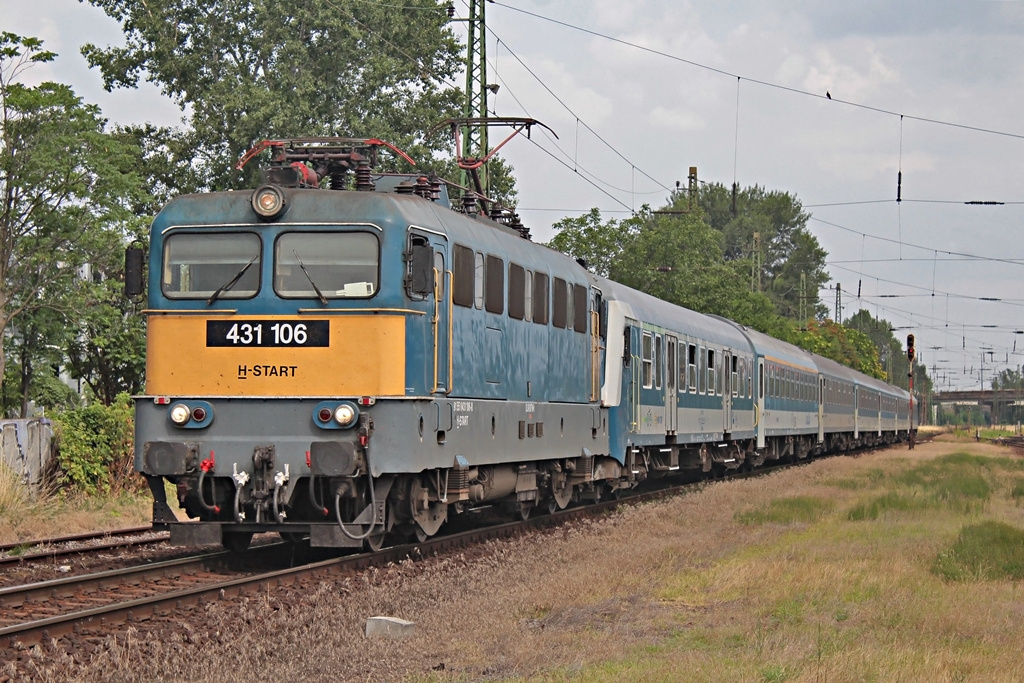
[907,334,916,449]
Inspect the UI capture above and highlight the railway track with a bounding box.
[1,441,917,655]
[0,526,169,568]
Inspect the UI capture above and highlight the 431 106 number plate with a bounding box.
[206,320,329,347]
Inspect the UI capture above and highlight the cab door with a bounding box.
[410,231,450,394]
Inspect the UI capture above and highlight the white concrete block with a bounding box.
[365,616,415,639]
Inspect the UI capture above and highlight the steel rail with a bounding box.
[1,441,917,650]
[0,526,156,554]
[0,530,169,568]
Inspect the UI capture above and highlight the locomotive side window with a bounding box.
[452,244,474,306]
[552,277,568,328]
[508,263,525,320]
[434,251,445,298]
[474,252,485,309]
[163,232,261,299]
[642,331,653,388]
[533,272,549,324]
[524,270,533,322]
[274,231,379,299]
[485,255,504,314]
[573,284,588,332]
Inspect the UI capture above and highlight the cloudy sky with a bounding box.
[7,0,1024,393]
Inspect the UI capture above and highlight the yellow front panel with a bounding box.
[146,315,406,396]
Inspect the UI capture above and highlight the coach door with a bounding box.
[818,376,825,443]
[666,335,678,433]
[723,350,732,435]
[756,357,766,448]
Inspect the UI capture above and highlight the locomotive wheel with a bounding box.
[222,531,253,552]
[366,529,386,551]
[551,482,573,510]
[517,502,533,520]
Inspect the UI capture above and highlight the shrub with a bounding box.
[933,521,1024,582]
[736,496,832,525]
[51,393,140,495]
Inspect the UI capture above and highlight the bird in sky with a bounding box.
[826,91,832,99]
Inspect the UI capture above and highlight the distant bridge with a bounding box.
[932,389,1024,406]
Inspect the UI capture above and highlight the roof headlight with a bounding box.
[251,184,286,219]
[169,403,191,425]
[334,403,357,427]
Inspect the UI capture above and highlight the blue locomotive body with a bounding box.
[134,143,910,550]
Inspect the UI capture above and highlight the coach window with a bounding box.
[688,344,698,393]
[485,255,504,314]
[533,272,549,324]
[698,346,706,394]
[573,284,588,332]
[732,356,739,397]
[552,277,568,328]
[275,231,380,299]
[678,345,686,393]
[508,263,525,319]
[642,331,654,388]
[164,231,261,299]
[669,339,678,393]
[654,334,663,389]
[452,244,474,306]
[706,349,716,395]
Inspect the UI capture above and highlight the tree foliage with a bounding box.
[83,0,466,191]
[548,206,777,330]
[696,183,830,320]
[0,33,147,407]
[51,393,138,494]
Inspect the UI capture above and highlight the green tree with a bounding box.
[83,0,466,191]
[547,208,638,277]
[0,34,146,403]
[547,206,777,330]
[696,183,829,320]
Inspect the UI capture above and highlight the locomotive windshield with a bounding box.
[274,231,379,299]
[162,232,261,299]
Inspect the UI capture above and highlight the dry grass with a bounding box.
[0,477,153,546]
[13,438,1024,682]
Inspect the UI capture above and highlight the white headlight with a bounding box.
[334,404,356,427]
[251,185,286,219]
[170,403,191,425]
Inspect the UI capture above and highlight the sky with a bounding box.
[6,0,1024,393]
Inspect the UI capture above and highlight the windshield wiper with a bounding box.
[207,254,259,306]
[293,250,328,305]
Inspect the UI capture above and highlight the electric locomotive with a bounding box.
[128,137,911,551]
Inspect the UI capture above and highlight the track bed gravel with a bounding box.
[3,440,990,682]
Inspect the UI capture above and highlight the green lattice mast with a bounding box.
[460,0,489,196]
